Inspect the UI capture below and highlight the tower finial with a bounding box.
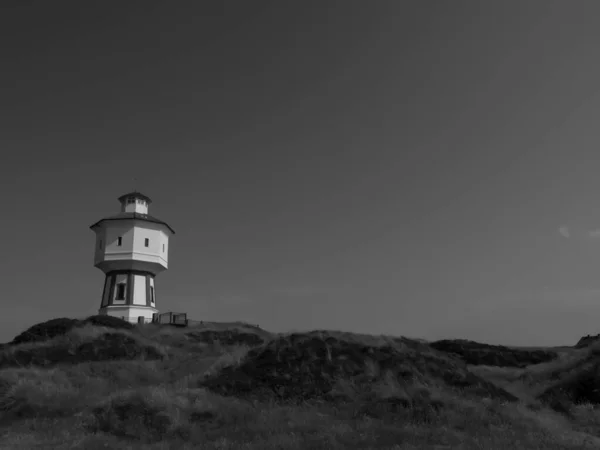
[133,177,137,193]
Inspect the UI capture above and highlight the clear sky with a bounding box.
[3,1,600,346]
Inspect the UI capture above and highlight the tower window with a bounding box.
[162,244,165,252]
[115,283,126,300]
[117,237,122,246]
[150,286,155,303]
[144,238,149,247]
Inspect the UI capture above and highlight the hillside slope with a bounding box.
[0,318,598,449]
[430,338,558,367]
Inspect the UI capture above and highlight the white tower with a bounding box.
[90,192,175,323]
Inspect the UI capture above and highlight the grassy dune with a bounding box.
[0,317,599,449]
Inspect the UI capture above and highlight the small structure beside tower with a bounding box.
[90,191,175,323]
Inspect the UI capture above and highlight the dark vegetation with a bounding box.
[10,315,133,346]
[0,316,161,370]
[200,333,518,405]
[0,332,166,370]
[10,317,81,346]
[430,338,558,367]
[1,317,600,448]
[576,334,600,349]
[535,345,600,413]
[186,329,265,347]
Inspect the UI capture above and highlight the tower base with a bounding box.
[99,305,158,324]
[99,270,158,323]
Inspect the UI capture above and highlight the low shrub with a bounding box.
[10,318,80,346]
[0,332,166,369]
[0,367,93,422]
[199,332,518,405]
[84,387,189,442]
[9,316,134,348]
[185,330,265,347]
[81,315,134,331]
[430,339,558,367]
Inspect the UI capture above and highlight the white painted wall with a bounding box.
[131,223,170,266]
[104,224,135,254]
[100,305,158,323]
[160,230,169,260]
[93,220,171,273]
[132,226,161,256]
[132,275,147,305]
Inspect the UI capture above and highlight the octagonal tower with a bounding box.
[90,191,175,323]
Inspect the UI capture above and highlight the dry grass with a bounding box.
[0,322,599,449]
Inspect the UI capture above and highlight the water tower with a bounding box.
[89,191,175,323]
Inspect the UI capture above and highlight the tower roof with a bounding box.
[89,212,175,234]
[118,191,152,204]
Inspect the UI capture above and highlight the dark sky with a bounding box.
[3,1,600,346]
